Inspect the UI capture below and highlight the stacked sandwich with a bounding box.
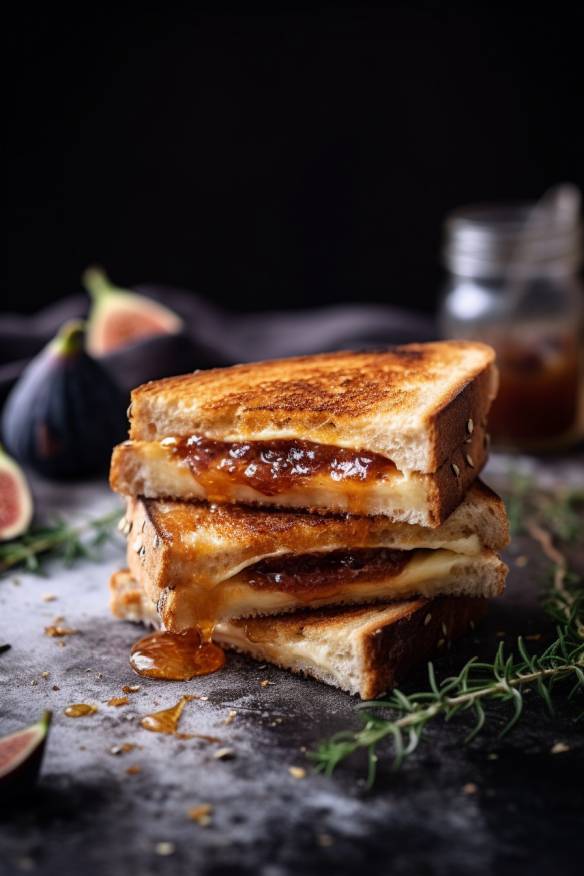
[109,341,509,698]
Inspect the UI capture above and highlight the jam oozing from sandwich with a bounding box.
[129,629,225,680]
[242,548,410,597]
[173,436,395,496]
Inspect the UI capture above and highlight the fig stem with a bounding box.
[83,266,113,301]
[51,320,87,357]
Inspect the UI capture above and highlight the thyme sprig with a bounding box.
[0,508,122,575]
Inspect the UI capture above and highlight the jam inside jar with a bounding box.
[439,194,584,451]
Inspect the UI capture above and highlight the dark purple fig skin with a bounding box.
[1,330,127,479]
[99,330,205,394]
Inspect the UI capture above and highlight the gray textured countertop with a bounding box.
[1,457,583,876]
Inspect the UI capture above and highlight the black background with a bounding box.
[5,4,584,315]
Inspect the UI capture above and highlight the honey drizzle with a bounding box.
[129,628,225,681]
[140,695,194,734]
[64,703,97,718]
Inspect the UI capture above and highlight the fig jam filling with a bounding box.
[241,548,411,593]
[172,436,396,496]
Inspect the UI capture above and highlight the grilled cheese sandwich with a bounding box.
[111,343,497,525]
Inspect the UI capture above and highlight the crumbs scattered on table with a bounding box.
[288,766,306,780]
[126,765,142,775]
[107,696,129,707]
[187,803,213,826]
[551,742,570,754]
[110,743,139,756]
[154,842,175,856]
[122,684,141,693]
[213,747,235,760]
[259,679,275,688]
[44,624,78,637]
[223,709,237,725]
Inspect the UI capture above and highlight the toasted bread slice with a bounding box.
[127,342,496,474]
[110,416,488,525]
[109,569,488,699]
[122,484,507,631]
[124,479,508,590]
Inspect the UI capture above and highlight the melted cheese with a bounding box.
[113,439,429,518]
[157,549,495,632]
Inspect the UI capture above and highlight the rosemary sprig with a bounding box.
[311,484,584,784]
[0,508,122,575]
[505,472,583,542]
[313,618,583,786]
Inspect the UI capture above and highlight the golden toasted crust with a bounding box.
[226,596,488,699]
[127,343,497,473]
[122,479,508,598]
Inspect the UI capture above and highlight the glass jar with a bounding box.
[439,192,584,452]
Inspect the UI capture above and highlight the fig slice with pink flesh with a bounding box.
[0,711,52,797]
[84,267,183,356]
[0,445,33,541]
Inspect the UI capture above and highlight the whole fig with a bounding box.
[1,320,127,479]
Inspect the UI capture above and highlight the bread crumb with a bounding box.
[187,803,213,826]
[424,613,432,626]
[122,684,141,693]
[41,671,49,679]
[259,679,275,688]
[514,555,528,567]
[463,783,478,795]
[42,593,57,602]
[213,748,235,760]
[107,696,129,707]
[223,709,237,725]
[154,842,175,856]
[551,742,570,754]
[44,625,77,637]
[126,765,141,775]
[288,766,306,780]
[110,743,138,756]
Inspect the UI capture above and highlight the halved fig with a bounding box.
[1,320,127,479]
[0,445,33,541]
[84,267,183,356]
[0,711,52,796]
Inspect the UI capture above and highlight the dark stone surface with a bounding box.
[1,458,583,876]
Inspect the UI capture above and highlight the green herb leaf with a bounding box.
[0,508,123,576]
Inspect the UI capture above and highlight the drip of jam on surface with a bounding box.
[173,436,395,496]
[64,703,97,718]
[130,629,225,681]
[242,548,410,595]
[141,695,194,734]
